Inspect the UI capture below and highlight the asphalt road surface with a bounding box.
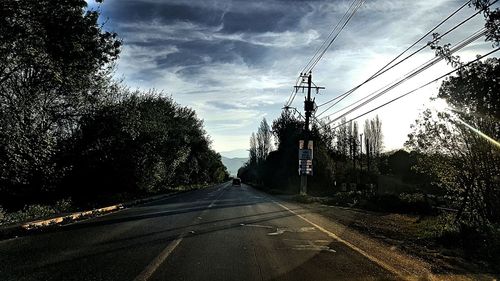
[0,182,400,281]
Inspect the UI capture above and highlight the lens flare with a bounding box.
[455,117,500,149]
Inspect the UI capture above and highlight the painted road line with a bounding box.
[273,200,411,281]
[208,187,226,208]
[133,236,184,281]
[133,185,227,281]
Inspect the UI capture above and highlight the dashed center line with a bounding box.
[133,236,184,281]
[133,185,227,281]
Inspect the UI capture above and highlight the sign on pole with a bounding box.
[298,140,313,175]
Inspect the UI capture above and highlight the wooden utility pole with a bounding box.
[295,72,324,195]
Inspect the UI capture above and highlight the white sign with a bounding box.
[298,159,313,175]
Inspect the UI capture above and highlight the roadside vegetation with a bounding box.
[239,1,500,271]
[0,0,228,225]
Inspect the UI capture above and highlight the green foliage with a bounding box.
[64,92,228,203]
[0,0,227,210]
[471,0,500,46]
[324,192,433,215]
[1,204,55,225]
[239,111,381,195]
[458,224,500,265]
[0,198,73,225]
[239,113,302,189]
[325,191,363,207]
[54,198,74,213]
[0,0,121,205]
[416,213,459,241]
[406,58,500,228]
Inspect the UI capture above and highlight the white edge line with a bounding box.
[272,200,411,281]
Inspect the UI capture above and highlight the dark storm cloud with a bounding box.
[102,0,310,82]
[103,1,224,28]
[220,9,299,33]
[104,0,310,34]
[155,39,267,68]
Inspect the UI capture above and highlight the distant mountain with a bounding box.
[221,156,248,177]
[219,149,248,158]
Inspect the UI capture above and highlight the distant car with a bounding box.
[232,178,241,186]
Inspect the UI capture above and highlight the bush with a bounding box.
[54,198,73,213]
[361,193,432,215]
[324,191,433,215]
[0,206,5,221]
[292,194,313,204]
[20,204,56,221]
[459,224,500,266]
[326,191,364,207]
[398,193,433,215]
[0,204,58,226]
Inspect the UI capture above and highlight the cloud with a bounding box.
[98,0,494,153]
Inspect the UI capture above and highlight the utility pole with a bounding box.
[295,72,324,195]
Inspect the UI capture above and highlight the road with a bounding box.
[0,182,400,281]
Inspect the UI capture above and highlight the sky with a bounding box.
[86,0,497,158]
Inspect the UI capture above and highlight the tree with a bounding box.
[364,115,383,157]
[349,121,359,166]
[65,92,228,203]
[249,133,257,166]
[471,0,500,46]
[0,0,121,202]
[272,110,304,152]
[406,58,500,227]
[256,118,273,163]
[336,117,349,157]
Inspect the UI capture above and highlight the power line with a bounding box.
[301,0,362,74]
[286,0,363,108]
[320,27,487,124]
[284,75,302,107]
[304,0,365,74]
[369,0,472,79]
[315,0,497,117]
[316,1,491,115]
[320,46,500,130]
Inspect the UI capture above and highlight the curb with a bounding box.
[0,192,179,241]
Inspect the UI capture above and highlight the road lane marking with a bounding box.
[133,236,184,281]
[133,185,227,281]
[267,228,286,236]
[240,223,273,229]
[208,187,226,208]
[273,200,409,280]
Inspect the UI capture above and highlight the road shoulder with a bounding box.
[260,191,497,281]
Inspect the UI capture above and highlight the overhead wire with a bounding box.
[368,0,472,79]
[319,27,487,125]
[286,0,362,107]
[284,75,302,107]
[315,0,497,117]
[301,0,363,74]
[304,0,365,74]
[320,46,500,130]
